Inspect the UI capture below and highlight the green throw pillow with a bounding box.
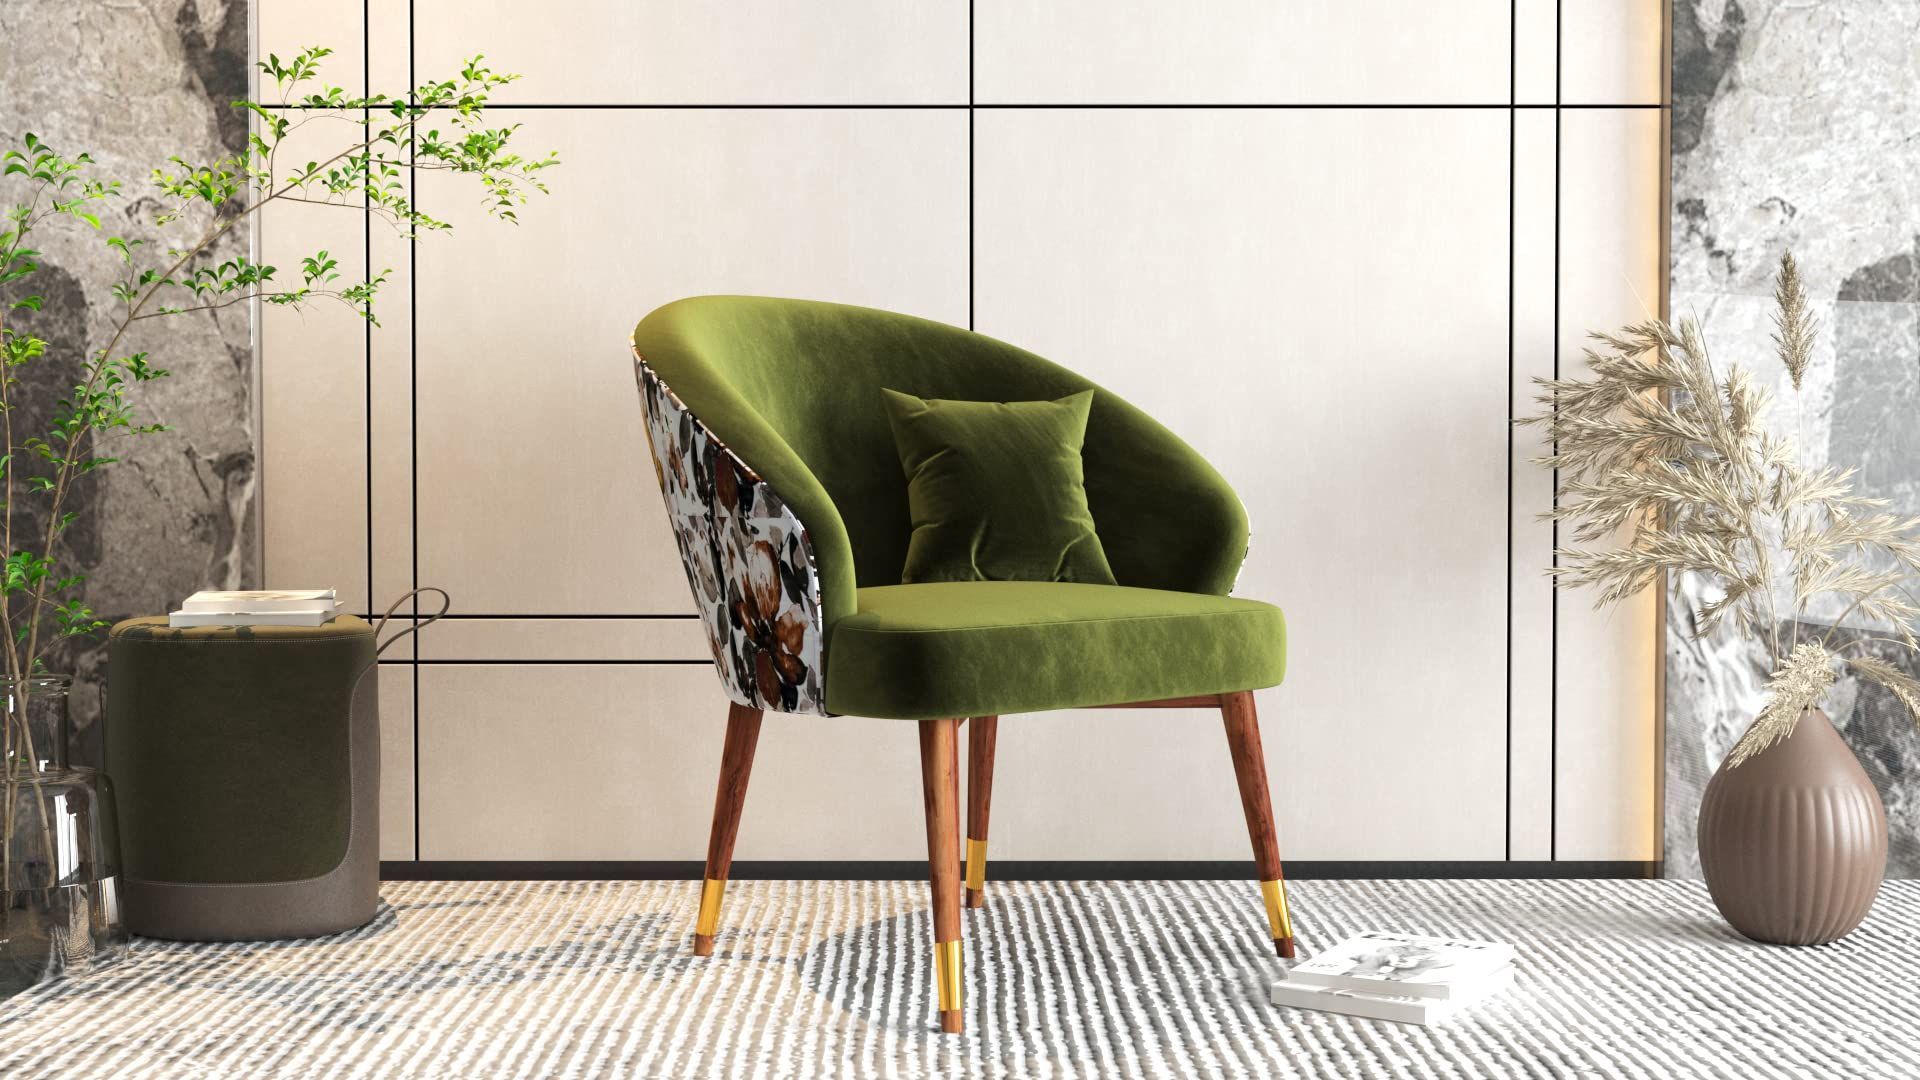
[881,387,1117,585]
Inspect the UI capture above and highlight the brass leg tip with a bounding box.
[693,934,715,957]
[1275,936,1295,959]
[940,1011,964,1034]
[964,888,985,909]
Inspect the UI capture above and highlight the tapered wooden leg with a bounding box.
[1220,690,1295,958]
[964,716,998,909]
[693,702,763,957]
[919,718,965,1034]
[951,723,964,881]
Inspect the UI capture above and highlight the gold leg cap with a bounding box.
[964,838,988,891]
[964,837,988,907]
[934,939,963,1014]
[1259,879,1293,941]
[694,877,727,946]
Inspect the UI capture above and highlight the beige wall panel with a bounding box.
[412,109,968,615]
[974,109,1511,860]
[257,0,413,624]
[1560,1,1664,105]
[412,0,967,104]
[418,666,1305,861]
[1514,0,1558,105]
[258,0,364,91]
[366,0,409,90]
[368,164,413,634]
[982,705,1273,860]
[258,122,370,614]
[259,0,410,92]
[258,2,416,102]
[1553,108,1663,860]
[976,1,1509,104]
[1510,109,1558,860]
[419,618,710,661]
[379,663,415,860]
[418,665,926,860]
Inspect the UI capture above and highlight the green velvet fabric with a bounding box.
[881,387,1115,585]
[632,297,1251,639]
[825,582,1285,719]
[633,295,1280,718]
[105,616,375,884]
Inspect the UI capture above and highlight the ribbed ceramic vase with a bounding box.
[1697,709,1886,945]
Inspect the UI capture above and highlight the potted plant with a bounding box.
[1526,253,1916,944]
[1,48,554,997]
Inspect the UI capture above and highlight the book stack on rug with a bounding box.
[1270,930,1515,1026]
[169,589,341,628]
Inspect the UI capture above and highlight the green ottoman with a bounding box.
[105,616,380,940]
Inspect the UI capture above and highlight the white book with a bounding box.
[1282,930,1515,1000]
[181,589,337,614]
[169,607,339,628]
[1271,964,1513,1026]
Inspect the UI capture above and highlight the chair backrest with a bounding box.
[632,296,1249,628]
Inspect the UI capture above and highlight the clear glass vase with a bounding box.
[2,675,129,999]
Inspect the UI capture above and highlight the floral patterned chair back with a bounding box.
[635,365,826,713]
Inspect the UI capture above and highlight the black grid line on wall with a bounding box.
[1552,0,1563,863]
[1506,4,1517,862]
[409,0,421,864]
[282,6,1668,868]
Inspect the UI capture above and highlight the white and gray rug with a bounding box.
[1,878,1916,1078]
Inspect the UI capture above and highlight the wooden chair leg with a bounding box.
[951,721,964,882]
[1220,690,1296,958]
[693,702,763,957]
[919,718,965,1034]
[964,716,998,909]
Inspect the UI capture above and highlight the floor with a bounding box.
[1,878,1914,1078]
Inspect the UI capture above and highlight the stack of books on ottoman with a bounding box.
[169,589,341,628]
[1270,930,1515,1026]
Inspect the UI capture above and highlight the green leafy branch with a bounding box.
[0,47,555,876]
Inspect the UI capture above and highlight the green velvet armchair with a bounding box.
[631,296,1293,1035]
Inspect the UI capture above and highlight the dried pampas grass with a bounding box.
[1523,252,1920,764]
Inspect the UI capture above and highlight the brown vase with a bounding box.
[1697,708,1887,945]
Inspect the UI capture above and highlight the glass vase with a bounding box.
[2,675,129,999]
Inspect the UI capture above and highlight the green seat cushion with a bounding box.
[825,582,1285,719]
[881,388,1115,586]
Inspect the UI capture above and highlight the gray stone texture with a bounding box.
[1668,0,1920,875]
[0,0,257,764]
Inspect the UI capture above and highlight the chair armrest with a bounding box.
[1083,393,1251,597]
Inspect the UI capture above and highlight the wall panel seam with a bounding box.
[1506,0,1517,863]
[408,0,421,862]
[1551,0,1563,862]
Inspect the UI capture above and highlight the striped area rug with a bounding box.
[2,878,1916,1078]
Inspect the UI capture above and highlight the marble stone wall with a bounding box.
[1667,0,1920,875]
[0,0,257,764]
